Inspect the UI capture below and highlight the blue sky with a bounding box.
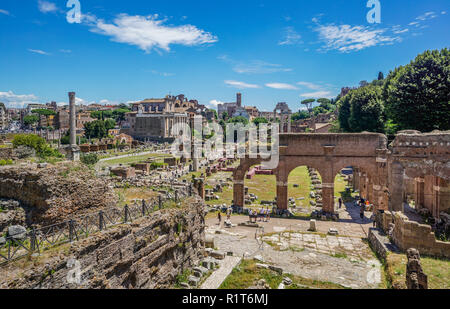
[0,0,448,112]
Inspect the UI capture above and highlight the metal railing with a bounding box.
[0,186,193,266]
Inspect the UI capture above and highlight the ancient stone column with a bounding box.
[389,162,405,212]
[414,177,425,210]
[321,183,335,214]
[69,92,76,146]
[233,180,245,208]
[367,177,374,203]
[276,180,288,210]
[353,168,360,191]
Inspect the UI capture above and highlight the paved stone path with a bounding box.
[205,202,383,289]
[200,256,242,289]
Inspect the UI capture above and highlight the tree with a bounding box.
[252,117,268,127]
[301,99,315,113]
[31,109,56,116]
[378,71,384,80]
[348,85,385,133]
[359,80,369,87]
[104,118,116,130]
[112,109,130,122]
[383,48,450,132]
[207,109,218,120]
[337,93,352,132]
[317,98,331,107]
[84,120,107,139]
[90,111,102,120]
[227,116,249,125]
[24,115,39,126]
[118,103,131,110]
[221,111,229,121]
[292,111,310,121]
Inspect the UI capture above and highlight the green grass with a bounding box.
[385,252,450,289]
[97,153,171,167]
[196,166,352,211]
[220,259,347,289]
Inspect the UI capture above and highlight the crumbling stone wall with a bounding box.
[0,146,35,160]
[391,212,450,258]
[0,163,117,226]
[0,198,205,289]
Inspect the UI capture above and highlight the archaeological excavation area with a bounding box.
[0,129,448,290]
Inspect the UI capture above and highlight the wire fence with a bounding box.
[0,186,194,266]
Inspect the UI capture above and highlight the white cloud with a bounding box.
[416,12,437,21]
[315,24,399,52]
[150,70,175,77]
[393,28,409,34]
[300,91,333,98]
[99,99,119,105]
[219,56,292,74]
[38,0,58,14]
[0,91,39,108]
[442,11,447,15]
[297,81,322,90]
[75,97,88,105]
[0,9,10,15]
[28,49,51,55]
[209,100,223,106]
[278,27,302,46]
[224,80,260,89]
[265,83,298,90]
[59,49,72,53]
[90,14,217,53]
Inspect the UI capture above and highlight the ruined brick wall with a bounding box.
[391,212,450,258]
[0,198,205,289]
[0,163,117,226]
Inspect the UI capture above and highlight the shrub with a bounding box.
[150,162,167,170]
[80,153,99,166]
[12,134,63,159]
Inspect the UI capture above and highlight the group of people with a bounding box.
[248,207,271,223]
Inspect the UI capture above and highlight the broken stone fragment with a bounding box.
[7,225,27,240]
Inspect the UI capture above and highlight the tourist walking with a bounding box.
[226,207,232,221]
[217,211,222,226]
[360,204,365,221]
[338,197,343,209]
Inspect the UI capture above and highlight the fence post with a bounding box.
[175,190,178,202]
[124,204,129,223]
[142,200,146,217]
[189,184,192,196]
[30,227,37,252]
[69,220,74,242]
[99,211,104,231]
[159,195,162,210]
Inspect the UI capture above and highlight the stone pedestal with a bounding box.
[60,145,80,162]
